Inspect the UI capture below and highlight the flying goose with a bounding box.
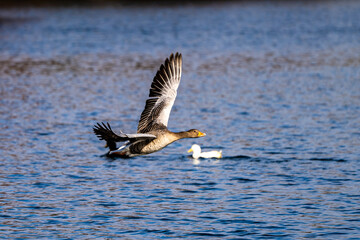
[93,53,206,157]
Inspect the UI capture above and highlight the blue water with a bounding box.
[1,1,360,239]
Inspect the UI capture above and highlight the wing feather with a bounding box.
[137,53,182,133]
[93,122,156,150]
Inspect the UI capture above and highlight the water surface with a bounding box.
[1,1,360,239]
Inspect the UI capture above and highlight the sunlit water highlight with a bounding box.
[0,2,360,239]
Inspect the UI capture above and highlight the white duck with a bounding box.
[187,144,222,159]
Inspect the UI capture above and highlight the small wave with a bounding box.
[184,181,217,186]
[230,177,257,182]
[122,215,144,219]
[36,132,55,136]
[223,155,252,160]
[309,158,346,162]
[96,201,118,207]
[32,182,55,188]
[66,174,96,181]
[187,232,227,237]
[90,214,112,220]
[265,151,283,155]
[142,229,174,235]
[261,232,291,238]
[180,189,198,193]
[25,205,54,210]
[219,219,265,225]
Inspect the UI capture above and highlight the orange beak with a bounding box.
[197,131,206,137]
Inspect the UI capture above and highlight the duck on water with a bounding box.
[93,53,206,157]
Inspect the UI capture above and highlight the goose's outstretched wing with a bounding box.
[93,122,156,150]
[137,52,182,133]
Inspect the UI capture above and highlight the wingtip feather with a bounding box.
[137,52,183,133]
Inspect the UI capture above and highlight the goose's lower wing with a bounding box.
[93,122,156,150]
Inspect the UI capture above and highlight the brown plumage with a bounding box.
[93,53,205,157]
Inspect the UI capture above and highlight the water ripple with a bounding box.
[1,2,360,239]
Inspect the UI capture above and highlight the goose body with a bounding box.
[188,144,222,159]
[93,53,206,157]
